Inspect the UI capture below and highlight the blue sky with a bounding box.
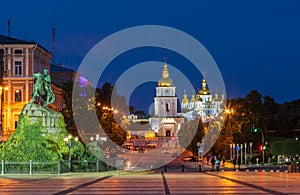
[1,0,300,111]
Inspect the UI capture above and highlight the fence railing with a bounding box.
[0,159,119,175]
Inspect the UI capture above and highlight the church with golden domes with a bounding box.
[149,61,224,138]
[149,62,183,138]
[181,78,225,122]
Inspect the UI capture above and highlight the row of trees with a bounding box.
[179,90,300,159]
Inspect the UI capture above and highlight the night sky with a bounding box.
[1,0,300,112]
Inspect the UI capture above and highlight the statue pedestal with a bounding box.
[21,103,65,134]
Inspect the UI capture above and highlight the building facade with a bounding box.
[0,34,62,141]
[149,62,183,137]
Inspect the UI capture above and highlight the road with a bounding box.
[118,144,184,170]
[0,171,299,194]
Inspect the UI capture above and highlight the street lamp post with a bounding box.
[64,134,78,172]
[244,143,247,165]
[250,142,252,166]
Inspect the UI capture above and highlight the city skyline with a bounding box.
[1,1,299,111]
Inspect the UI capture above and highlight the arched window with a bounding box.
[15,89,22,102]
[166,103,170,112]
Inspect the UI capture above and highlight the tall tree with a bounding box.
[178,117,205,156]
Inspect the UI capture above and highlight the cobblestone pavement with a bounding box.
[0,171,299,194]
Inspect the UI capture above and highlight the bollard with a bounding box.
[29,160,32,175]
[199,165,202,172]
[182,165,184,172]
[164,165,167,172]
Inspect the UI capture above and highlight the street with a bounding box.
[0,171,299,194]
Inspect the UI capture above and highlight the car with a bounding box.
[183,156,197,162]
[147,143,157,148]
[164,149,170,154]
[122,143,133,150]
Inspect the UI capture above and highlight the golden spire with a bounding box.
[190,90,196,103]
[158,60,173,87]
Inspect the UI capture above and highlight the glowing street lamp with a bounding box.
[64,134,79,172]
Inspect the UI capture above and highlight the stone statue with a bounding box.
[31,69,55,107]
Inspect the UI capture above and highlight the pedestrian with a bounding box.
[233,158,237,171]
[211,156,216,171]
[216,158,220,171]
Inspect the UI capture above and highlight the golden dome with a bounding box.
[198,78,210,95]
[158,62,173,87]
[214,93,219,101]
[190,94,196,103]
[181,90,189,104]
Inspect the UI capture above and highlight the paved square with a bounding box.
[0,171,299,194]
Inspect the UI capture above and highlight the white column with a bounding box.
[8,48,11,73]
[236,144,239,161]
[244,143,247,165]
[241,144,243,164]
[25,47,29,76]
[233,144,236,159]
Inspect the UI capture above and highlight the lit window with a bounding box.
[15,89,22,102]
[14,61,22,76]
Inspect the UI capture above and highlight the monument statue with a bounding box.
[31,69,55,107]
[20,69,64,133]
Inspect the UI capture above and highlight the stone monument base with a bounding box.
[21,103,65,134]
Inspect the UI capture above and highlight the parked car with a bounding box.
[183,156,197,162]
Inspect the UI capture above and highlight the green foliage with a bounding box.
[270,137,300,156]
[0,116,69,162]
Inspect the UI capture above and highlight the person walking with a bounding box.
[216,158,220,171]
[211,156,216,171]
